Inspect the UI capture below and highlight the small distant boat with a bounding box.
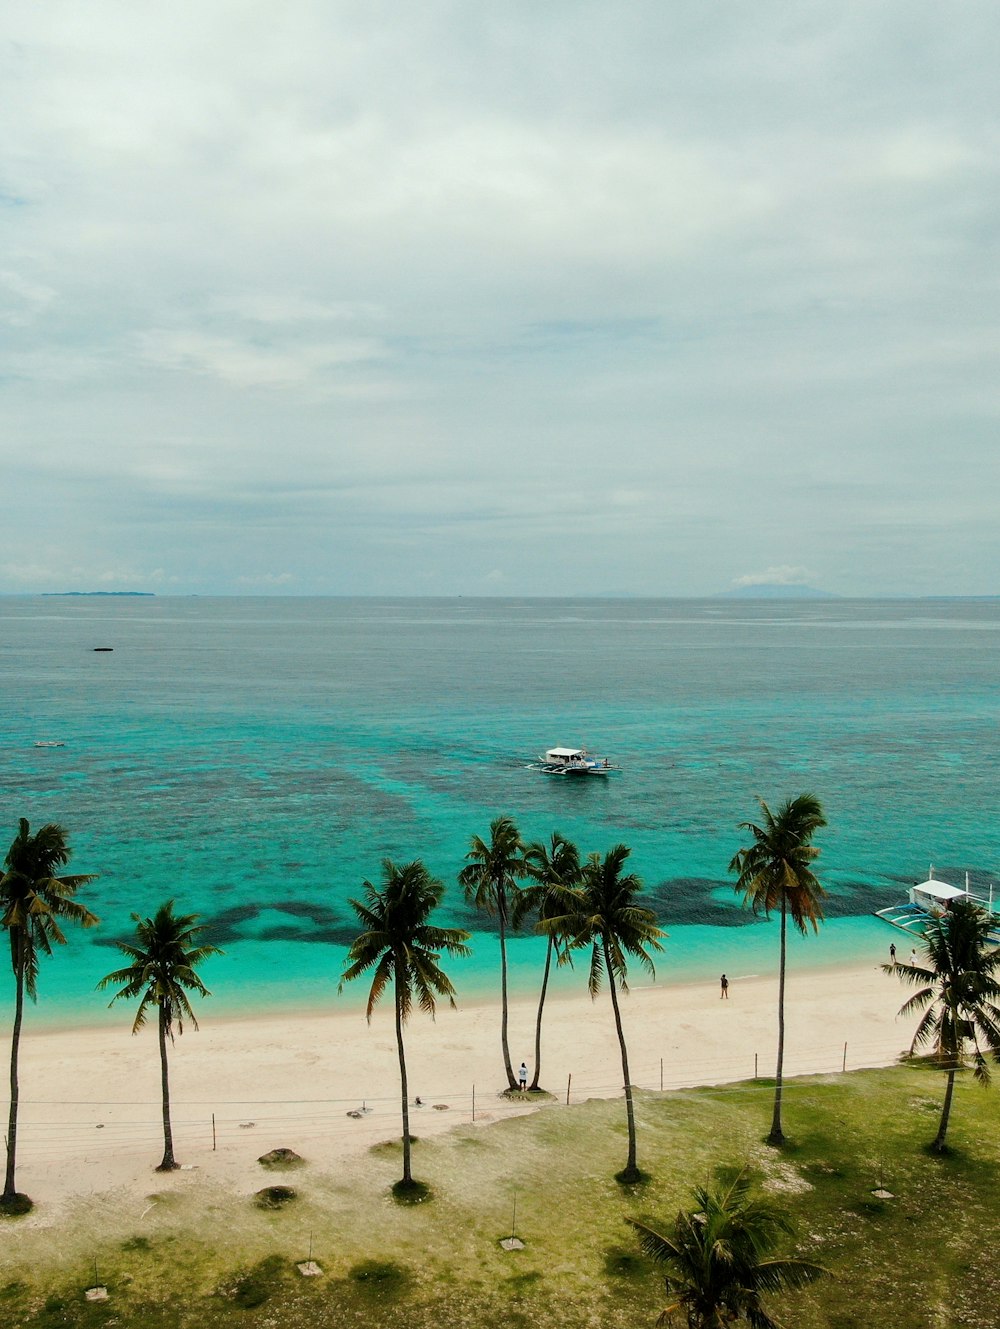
[874,865,1000,942]
[34,740,65,748]
[531,747,620,776]
[92,647,114,652]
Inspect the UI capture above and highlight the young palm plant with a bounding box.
[519,832,581,1091]
[1,819,98,1209]
[551,843,665,1183]
[340,859,470,1196]
[98,901,221,1171]
[885,897,1000,1153]
[458,815,528,1091]
[730,794,826,1146]
[628,1169,826,1328]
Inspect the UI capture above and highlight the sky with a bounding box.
[2,2,998,597]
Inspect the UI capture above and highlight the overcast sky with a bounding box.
[2,2,997,596]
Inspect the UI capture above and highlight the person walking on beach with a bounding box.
[720,973,729,999]
[518,1062,528,1091]
[909,947,918,968]
[889,943,897,966]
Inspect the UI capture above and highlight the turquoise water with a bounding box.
[1,596,997,1025]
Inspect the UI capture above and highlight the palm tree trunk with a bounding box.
[498,891,516,1089]
[395,971,412,1184]
[529,937,553,1091]
[156,1003,178,1171]
[605,941,640,1182]
[768,897,787,1146]
[3,949,25,1200]
[932,1068,957,1153]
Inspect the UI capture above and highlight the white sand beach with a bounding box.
[3,959,909,1219]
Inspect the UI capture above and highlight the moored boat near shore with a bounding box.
[874,866,1000,943]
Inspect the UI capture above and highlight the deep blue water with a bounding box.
[1,596,997,1024]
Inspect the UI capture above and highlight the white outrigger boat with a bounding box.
[874,866,1000,942]
[532,747,620,776]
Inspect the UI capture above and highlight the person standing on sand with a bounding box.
[518,1062,528,1090]
[889,943,897,965]
[909,947,918,968]
[720,974,729,999]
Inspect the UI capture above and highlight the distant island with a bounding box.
[717,583,839,600]
[42,591,155,597]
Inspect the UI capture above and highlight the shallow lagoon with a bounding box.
[2,595,996,1023]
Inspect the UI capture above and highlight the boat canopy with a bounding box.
[910,879,967,911]
[546,748,585,759]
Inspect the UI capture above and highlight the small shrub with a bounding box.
[391,1178,431,1204]
[253,1185,297,1210]
[258,1148,305,1171]
[614,1166,651,1188]
[0,1193,33,1217]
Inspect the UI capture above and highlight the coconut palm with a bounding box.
[340,859,470,1190]
[458,816,528,1090]
[98,901,220,1171]
[551,843,665,1182]
[628,1170,827,1328]
[730,795,827,1146]
[519,832,581,1090]
[885,898,1000,1153]
[1,819,98,1207]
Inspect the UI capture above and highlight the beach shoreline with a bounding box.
[1,955,911,1222]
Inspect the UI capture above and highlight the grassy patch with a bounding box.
[120,1236,151,1253]
[4,1064,1000,1328]
[347,1260,412,1299]
[227,1254,288,1309]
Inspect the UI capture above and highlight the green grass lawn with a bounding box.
[2,1062,999,1328]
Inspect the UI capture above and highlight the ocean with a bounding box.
[1,596,997,1025]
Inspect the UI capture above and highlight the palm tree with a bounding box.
[628,1170,826,1328]
[730,795,827,1146]
[551,843,665,1183]
[458,815,528,1090]
[98,901,220,1172]
[340,858,470,1190]
[519,832,581,1091]
[885,898,1000,1153]
[1,819,98,1207]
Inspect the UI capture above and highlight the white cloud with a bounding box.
[733,567,812,588]
[135,330,383,388]
[237,572,296,587]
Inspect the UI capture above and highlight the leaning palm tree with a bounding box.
[628,1170,827,1328]
[730,795,827,1146]
[340,859,470,1192]
[519,832,581,1090]
[98,901,220,1171]
[1,819,98,1208]
[885,898,1000,1153]
[551,843,665,1182]
[458,815,528,1090]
